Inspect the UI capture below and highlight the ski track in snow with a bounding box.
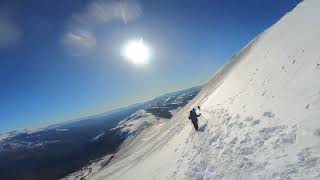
[89,1,320,179]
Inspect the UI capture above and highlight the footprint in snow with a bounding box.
[297,148,311,162]
[259,125,286,141]
[314,129,320,137]
[305,104,310,110]
[238,122,245,129]
[273,128,297,149]
[230,137,238,144]
[282,66,287,72]
[251,119,260,126]
[263,111,275,118]
[209,135,220,145]
[239,147,255,156]
[244,116,253,122]
[240,133,251,144]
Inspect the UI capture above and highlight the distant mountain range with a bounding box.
[0,85,203,180]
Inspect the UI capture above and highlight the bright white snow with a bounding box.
[114,110,159,135]
[89,1,320,179]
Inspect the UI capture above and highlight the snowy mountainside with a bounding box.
[62,86,202,180]
[90,1,320,179]
[114,110,157,134]
[109,86,204,141]
[0,86,201,180]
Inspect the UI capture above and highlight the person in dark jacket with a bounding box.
[188,108,201,131]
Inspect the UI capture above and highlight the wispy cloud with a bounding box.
[63,0,142,56]
[0,8,20,48]
[62,29,96,56]
[72,0,142,26]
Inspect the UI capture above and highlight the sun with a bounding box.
[123,38,150,65]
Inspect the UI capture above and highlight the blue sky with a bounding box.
[0,0,300,133]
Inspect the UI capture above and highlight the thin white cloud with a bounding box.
[72,0,142,27]
[0,9,20,48]
[63,0,142,56]
[62,29,96,56]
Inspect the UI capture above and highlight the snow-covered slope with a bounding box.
[61,86,202,180]
[91,1,320,179]
[114,110,158,134]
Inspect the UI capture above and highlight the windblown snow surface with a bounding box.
[91,1,320,179]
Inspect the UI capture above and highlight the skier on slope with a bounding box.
[188,107,201,131]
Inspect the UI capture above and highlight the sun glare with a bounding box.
[123,38,150,65]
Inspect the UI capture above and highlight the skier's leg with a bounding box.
[192,120,197,131]
[195,121,199,131]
